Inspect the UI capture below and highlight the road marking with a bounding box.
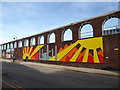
[0,79,23,89]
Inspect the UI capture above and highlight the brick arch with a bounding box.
[47,32,56,44]
[10,43,13,49]
[61,28,73,42]
[14,42,17,48]
[102,16,120,35]
[7,43,10,49]
[38,35,45,45]
[30,37,36,46]
[18,41,22,48]
[24,39,29,47]
[78,22,93,39]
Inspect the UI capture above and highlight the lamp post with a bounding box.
[13,37,18,40]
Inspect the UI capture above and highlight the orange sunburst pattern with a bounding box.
[76,48,86,62]
[97,48,104,63]
[22,45,44,60]
[60,47,78,62]
[49,37,104,63]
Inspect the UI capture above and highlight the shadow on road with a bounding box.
[2,61,119,88]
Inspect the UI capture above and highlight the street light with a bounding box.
[13,37,18,40]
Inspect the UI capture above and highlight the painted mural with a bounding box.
[49,37,104,63]
[22,45,44,60]
[22,37,104,63]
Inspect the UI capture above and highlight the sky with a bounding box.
[0,1,119,45]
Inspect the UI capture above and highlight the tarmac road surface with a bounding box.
[1,61,119,88]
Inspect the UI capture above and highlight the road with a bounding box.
[1,61,118,88]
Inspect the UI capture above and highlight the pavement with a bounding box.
[1,58,120,77]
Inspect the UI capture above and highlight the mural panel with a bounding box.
[22,37,104,63]
[23,45,44,60]
[49,37,104,63]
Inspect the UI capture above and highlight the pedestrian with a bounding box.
[25,56,28,62]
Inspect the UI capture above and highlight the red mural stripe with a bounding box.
[76,49,86,62]
[58,48,63,53]
[66,52,76,62]
[69,43,72,46]
[31,52,39,60]
[24,47,26,53]
[29,48,35,56]
[64,44,69,49]
[98,55,104,63]
[36,52,39,60]
[26,47,29,53]
[97,50,104,63]
[60,47,78,62]
[88,53,94,63]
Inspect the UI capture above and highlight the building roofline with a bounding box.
[1,9,120,45]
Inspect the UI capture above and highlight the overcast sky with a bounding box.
[0,1,119,44]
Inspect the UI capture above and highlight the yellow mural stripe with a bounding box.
[29,45,44,58]
[93,49,100,63]
[78,37,103,49]
[23,53,29,59]
[100,39,103,51]
[82,49,89,62]
[28,46,33,55]
[49,41,79,61]
[69,46,83,62]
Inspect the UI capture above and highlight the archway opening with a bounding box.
[38,35,44,44]
[80,24,93,39]
[14,42,17,48]
[103,17,120,35]
[48,33,55,43]
[10,43,13,49]
[24,39,29,46]
[18,41,22,47]
[30,37,36,46]
[7,44,9,49]
[63,29,72,41]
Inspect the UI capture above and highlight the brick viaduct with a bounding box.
[1,10,120,69]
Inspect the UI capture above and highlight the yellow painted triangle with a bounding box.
[93,49,100,63]
[29,45,44,58]
[69,46,83,62]
[29,46,33,55]
[49,41,79,61]
[82,49,88,62]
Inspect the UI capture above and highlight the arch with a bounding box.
[38,35,44,44]
[24,39,29,46]
[18,41,22,47]
[102,17,120,35]
[2,45,4,50]
[48,33,55,43]
[30,37,36,46]
[10,43,13,49]
[79,24,93,39]
[7,43,9,49]
[14,42,17,48]
[62,29,72,41]
[4,44,6,50]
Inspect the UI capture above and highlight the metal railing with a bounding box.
[81,31,93,38]
[103,25,120,35]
